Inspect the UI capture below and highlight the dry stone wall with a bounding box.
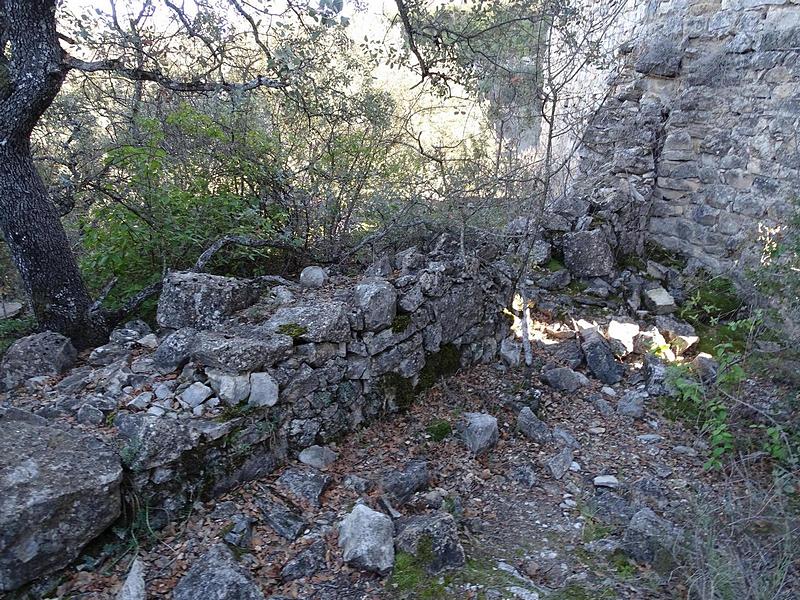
[0,241,513,591]
[563,0,800,274]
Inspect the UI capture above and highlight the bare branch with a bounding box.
[192,235,303,272]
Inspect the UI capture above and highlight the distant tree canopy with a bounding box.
[0,0,619,347]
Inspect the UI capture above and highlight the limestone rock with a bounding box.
[563,230,615,277]
[275,467,330,507]
[541,367,589,393]
[546,447,573,480]
[114,413,198,471]
[338,504,395,574]
[299,265,328,289]
[581,329,623,384]
[173,544,265,600]
[634,38,682,78]
[354,278,397,331]
[395,512,466,573]
[617,390,646,419]
[117,558,145,600]
[621,508,676,565]
[206,370,250,405]
[517,406,552,444]
[606,319,640,356]
[280,539,326,582]
[299,445,338,469]
[0,331,76,391]
[259,497,307,541]
[192,331,294,373]
[181,381,214,408]
[248,372,279,407]
[461,412,499,455]
[655,315,698,354]
[643,287,677,315]
[266,302,350,343]
[0,410,122,592]
[381,460,429,504]
[156,271,259,330]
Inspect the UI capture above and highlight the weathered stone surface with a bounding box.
[173,544,265,600]
[563,230,615,277]
[541,367,589,393]
[206,370,250,405]
[181,381,214,408]
[299,445,338,469]
[275,467,330,507]
[517,406,552,444]
[643,287,677,315]
[114,413,198,471]
[338,504,395,574]
[381,460,429,504]
[618,390,646,419]
[634,38,682,77]
[581,329,623,384]
[461,412,499,455]
[280,539,326,582]
[354,278,397,331]
[157,271,259,330]
[546,446,573,480]
[152,327,198,372]
[692,353,719,384]
[655,315,698,354]
[0,331,76,391]
[248,372,279,407]
[395,512,466,573]
[193,331,294,372]
[259,497,307,540]
[0,411,122,592]
[622,508,676,565]
[266,302,350,343]
[299,265,328,289]
[117,558,145,600]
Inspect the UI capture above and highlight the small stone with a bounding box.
[517,407,552,444]
[672,445,698,457]
[153,382,174,400]
[601,386,617,397]
[136,333,159,350]
[541,367,589,393]
[146,406,166,417]
[280,539,326,582]
[546,447,573,480]
[259,497,307,540]
[77,405,105,425]
[461,413,499,455]
[637,434,663,444]
[593,475,620,489]
[173,544,264,600]
[395,512,465,573]
[181,382,213,408]
[617,390,646,419]
[338,504,395,574]
[127,392,153,410]
[299,445,338,469]
[248,372,279,407]
[381,460,429,504]
[299,265,328,288]
[116,558,145,600]
[643,286,677,315]
[275,467,330,507]
[206,370,250,405]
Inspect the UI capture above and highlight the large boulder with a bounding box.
[156,271,259,330]
[192,330,293,373]
[173,544,265,600]
[338,504,395,574]
[0,331,76,391]
[299,265,328,289]
[517,406,552,444]
[634,38,683,78]
[541,367,589,393]
[562,230,615,278]
[0,409,123,591]
[354,278,397,331]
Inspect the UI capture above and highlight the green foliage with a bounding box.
[426,418,453,442]
[0,316,36,356]
[679,272,742,326]
[388,549,447,599]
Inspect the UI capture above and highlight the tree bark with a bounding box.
[0,139,107,348]
[0,0,107,348]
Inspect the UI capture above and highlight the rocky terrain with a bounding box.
[1,230,796,599]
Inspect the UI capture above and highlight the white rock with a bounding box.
[643,286,677,315]
[117,558,145,600]
[299,266,328,289]
[248,372,279,407]
[299,445,338,469]
[181,382,213,408]
[593,475,620,489]
[338,504,395,574]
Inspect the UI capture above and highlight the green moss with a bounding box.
[426,418,452,442]
[549,583,597,600]
[388,549,447,599]
[609,550,637,579]
[392,313,412,333]
[417,343,461,391]
[695,322,748,355]
[382,372,417,411]
[546,258,565,272]
[215,403,253,422]
[680,273,742,326]
[277,323,308,339]
[645,241,687,269]
[618,253,646,272]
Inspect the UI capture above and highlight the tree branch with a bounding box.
[192,235,303,272]
[64,55,285,93]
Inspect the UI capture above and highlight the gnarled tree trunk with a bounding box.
[0,0,107,348]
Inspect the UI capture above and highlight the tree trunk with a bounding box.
[0,139,107,348]
[0,0,108,348]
